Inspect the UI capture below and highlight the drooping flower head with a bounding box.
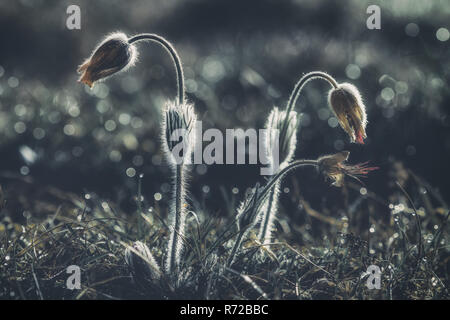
[328,83,367,144]
[317,151,378,187]
[77,32,137,88]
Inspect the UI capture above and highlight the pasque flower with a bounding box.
[77,32,137,88]
[328,83,367,144]
[317,151,378,187]
[79,32,196,281]
[256,72,369,247]
[284,71,368,144]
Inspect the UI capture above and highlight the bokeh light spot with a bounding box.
[405,23,419,37]
[345,64,361,80]
[126,167,136,178]
[436,27,449,41]
[381,87,395,101]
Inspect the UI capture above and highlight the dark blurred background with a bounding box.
[0,0,449,219]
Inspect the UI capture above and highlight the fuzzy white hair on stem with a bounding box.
[79,31,197,284]
[124,241,161,283]
[162,101,197,276]
[258,107,298,245]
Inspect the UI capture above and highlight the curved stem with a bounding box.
[285,71,338,116]
[280,71,339,152]
[258,73,337,244]
[258,160,318,245]
[260,159,318,200]
[128,34,185,105]
[226,159,318,266]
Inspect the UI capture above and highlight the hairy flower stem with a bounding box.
[261,160,318,206]
[166,164,187,274]
[286,71,338,115]
[258,72,339,245]
[280,71,338,142]
[227,159,318,267]
[258,180,280,244]
[128,34,185,105]
[128,34,190,275]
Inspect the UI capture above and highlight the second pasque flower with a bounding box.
[77,32,137,88]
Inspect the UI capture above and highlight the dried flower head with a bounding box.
[317,151,378,187]
[328,83,367,144]
[77,32,137,88]
[265,107,298,169]
[162,101,197,165]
